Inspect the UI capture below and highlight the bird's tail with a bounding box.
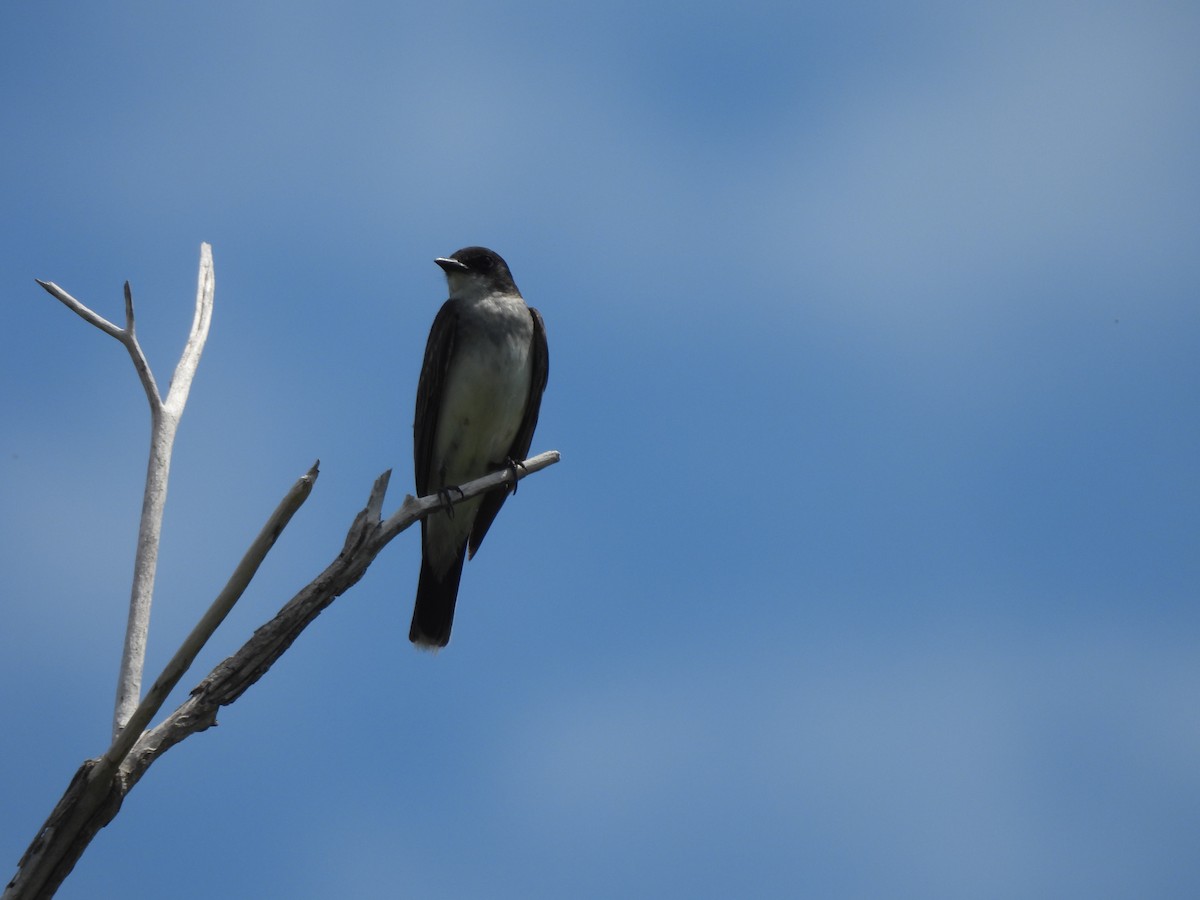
[409,545,467,648]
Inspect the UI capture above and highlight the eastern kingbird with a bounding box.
[410,246,549,648]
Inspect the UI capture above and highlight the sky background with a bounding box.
[2,2,1198,898]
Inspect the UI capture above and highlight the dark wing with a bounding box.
[414,300,459,497]
[468,305,549,558]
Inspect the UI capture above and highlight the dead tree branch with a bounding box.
[37,244,216,740]
[3,451,559,900]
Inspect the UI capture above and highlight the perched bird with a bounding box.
[410,247,549,648]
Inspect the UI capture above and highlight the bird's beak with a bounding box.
[435,257,469,273]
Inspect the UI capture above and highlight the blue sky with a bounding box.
[2,2,1198,897]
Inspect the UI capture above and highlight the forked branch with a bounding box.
[37,244,215,740]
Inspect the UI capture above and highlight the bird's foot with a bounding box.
[436,485,465,518]
[504,456,527,494]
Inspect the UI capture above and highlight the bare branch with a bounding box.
[35,279,124,338]
[36,246,218,740]
[111,243,214,740]
[122,281,134,333]
[3,461,322,900]
[116,283,160,413]
[101,462,320,772]
[163,242,214,417]
[3,452,559,900]
[129,450,560,762]
[378,449,561,543]
[36,277,162,409]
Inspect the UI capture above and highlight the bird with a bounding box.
[410,246,549,648]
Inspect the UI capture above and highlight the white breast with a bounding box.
[432,294,534,488]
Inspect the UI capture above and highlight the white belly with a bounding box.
[432,297,534,488]
[434,347,531,485]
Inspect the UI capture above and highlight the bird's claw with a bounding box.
[504,456,527,494]
[437,485,465,518]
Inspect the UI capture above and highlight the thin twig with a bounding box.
[35,280,124,340]
[163,243,214,416]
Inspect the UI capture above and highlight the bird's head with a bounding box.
[435,246,518,298]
